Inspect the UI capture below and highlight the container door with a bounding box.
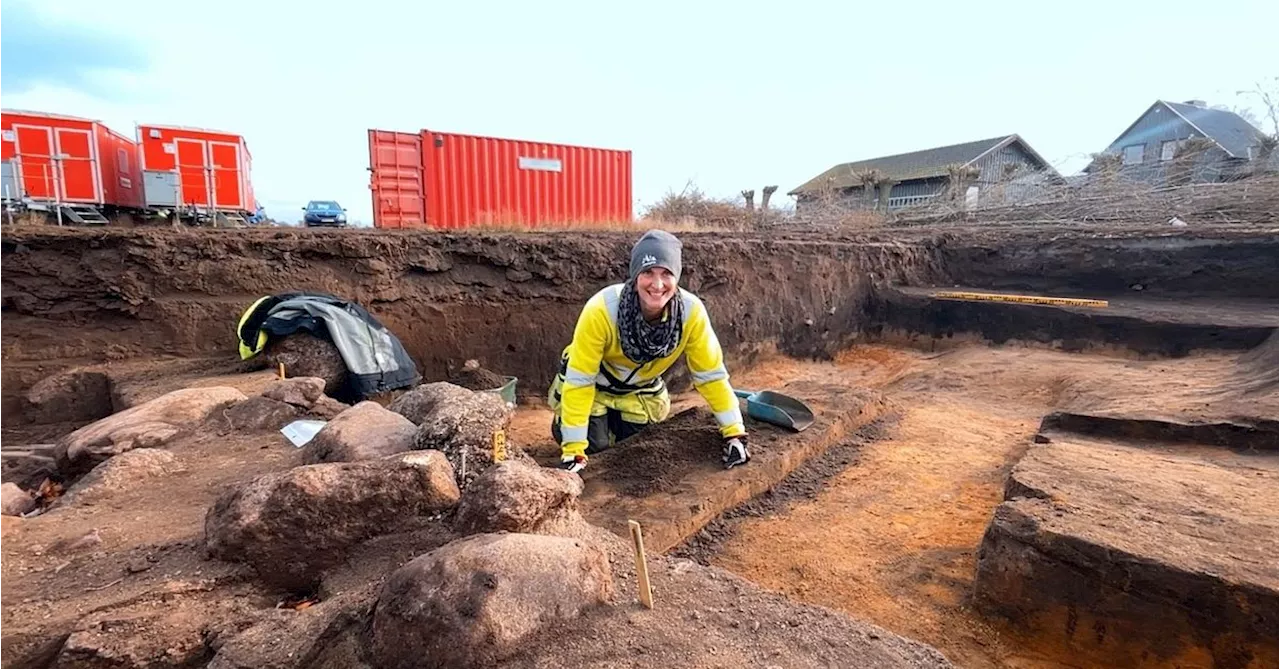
[53,127,100,202]
[13,125,55,200]
[209,141,242,210]
[368,130,425,228]
[175,138,209,207]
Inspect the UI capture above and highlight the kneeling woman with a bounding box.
[548,230,749,473]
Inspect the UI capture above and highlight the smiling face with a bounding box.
[635,267,677,320]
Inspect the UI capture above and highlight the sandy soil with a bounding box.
[701,343,1278,669]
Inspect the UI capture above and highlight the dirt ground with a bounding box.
[690,343,1278,669]
[0,354,952,668]
[2,223,1276,667]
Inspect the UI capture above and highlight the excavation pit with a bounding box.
[1,223,1276,668]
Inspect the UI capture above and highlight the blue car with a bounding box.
[303,200,348,227]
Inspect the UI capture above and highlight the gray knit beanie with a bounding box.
[629,229,682,281]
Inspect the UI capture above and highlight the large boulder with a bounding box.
[223,397,301,432]
[24,369,113,424]
[263,335,348,396]
[55,387,246,477]
[1,482,36,517]
[207,585,377,669]
[386,382,475,425]
[307,395,350,420]
[63,448,183,504]
[205,451,460,591]
[392,383,513,488]
[302,401,417,464]
[454,460,584,535]
[48,597,263,669]
[261,377,327,409]
[369,533,613,669]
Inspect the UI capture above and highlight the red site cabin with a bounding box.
[367,128,632,229]
[136,123,255,215]
[1,109,145,211]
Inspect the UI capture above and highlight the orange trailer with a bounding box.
[1,109,145,213]
[136,123,255,215]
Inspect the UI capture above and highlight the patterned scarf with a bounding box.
[617,279,684,364]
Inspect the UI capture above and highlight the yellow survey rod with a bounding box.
[932,291,1110,308]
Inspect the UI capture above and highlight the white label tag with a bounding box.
[281,419,328,447]
[2,130,14,142]
[518,156,562,172]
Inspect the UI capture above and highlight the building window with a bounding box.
[117,148,129,172]
[1160,140,1179,161]
[1122,144,1145,165]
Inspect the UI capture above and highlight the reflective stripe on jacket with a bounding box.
[556,284,745,455]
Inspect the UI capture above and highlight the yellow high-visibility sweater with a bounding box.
[558,284,745,456]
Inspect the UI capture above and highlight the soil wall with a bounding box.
[3,226,1275,423]
[934,232,1279,298]
[0,228,943,417]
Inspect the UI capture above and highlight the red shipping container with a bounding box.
[136,123,255,213]
[1,109,145,209]
[368,128,632,229]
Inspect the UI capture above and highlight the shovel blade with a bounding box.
[742,390,816,432]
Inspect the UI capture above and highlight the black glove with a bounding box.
[722,435,750,469]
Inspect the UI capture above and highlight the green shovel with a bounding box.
[734,389,816,432]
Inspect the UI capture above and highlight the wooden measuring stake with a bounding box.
[628,520,654,609]
[277,363,286,380]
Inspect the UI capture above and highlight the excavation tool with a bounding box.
[734,389,816,432]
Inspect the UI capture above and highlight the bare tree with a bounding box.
[854,169,881,208]
[1236,77,1280,146]
[741,190,756,211]
[760,185,778,211]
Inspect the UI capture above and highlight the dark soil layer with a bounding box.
[934,233,1279,299]
[593,407,766,497]
[873,287,1276,356]
[1039,411,1278,452]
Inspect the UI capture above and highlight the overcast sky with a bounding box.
[3,0,1277,225]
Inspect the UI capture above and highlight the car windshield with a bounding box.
[308,201,341,211]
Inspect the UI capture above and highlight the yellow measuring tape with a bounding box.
[932,291,1110,308]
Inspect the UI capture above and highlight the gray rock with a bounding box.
[1,482,36,516]
[394,383,513,488]
[387,382,475,425]
[369,533,613,669]
[261,377,327,408]
[54,387,246,477]
[307,396,350,420]
[224,397,301,432]
[204,451,460,591]
[454,460,584,535]
[63,449,183,504]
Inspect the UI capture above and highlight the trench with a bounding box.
[1,225,1277,668]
